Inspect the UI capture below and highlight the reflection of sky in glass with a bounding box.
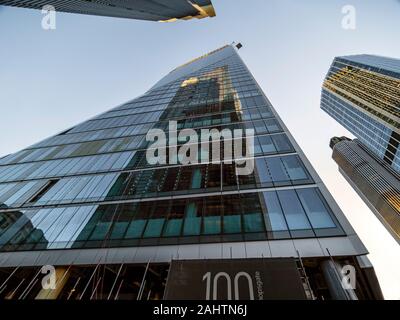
[30,206,97,249]
[0,0,399,299]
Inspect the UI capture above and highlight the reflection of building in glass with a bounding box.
[0,45,382,300]
[321,55,400,245]
[0,208,48,251]
[0,0,216,22]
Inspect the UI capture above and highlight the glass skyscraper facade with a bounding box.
[330,137,400,245]
[321,55,400,246]
[321,54,400,173]
[0,0,216,22]
[0,45,382,300]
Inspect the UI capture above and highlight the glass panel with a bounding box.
[296,189,336,229]
[89,222,111,241]
[110,221,129,239]
[223,215,241,234]
[125,220,146,239]
[202,216,221,235]
[143,219,165,238]
[163,219,182,237]
[277,190,311,230]
[183,202,201,236]
[264,118,281,132]
[206,165,221,189]
[258,136,276,153]
[265,157,290,186]
[259,107,272,118]
[176,167,192,191]
[254,158,272,184]
[223,195,242,234]
[243,213,264,232]
[164,200,185,237]
[45,207,77,245]
[74,209,102,243]
[0,211,41,246]
[281,156,309,181]
[271,134,293,153]
[254,138,262,154]
[263,192,288,231]
[61,206,96,247]
[191,168,202,189]
[3,181,37,206]
[203,197,221,235]
[249,108,261,120]
[253,120,268,134]
[33,208,65,242]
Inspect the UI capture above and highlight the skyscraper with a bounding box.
[330,137,400,245]
[321,55,400,245]
[0,0,216,22]
[0,45,382,300]
[321,55,400,173]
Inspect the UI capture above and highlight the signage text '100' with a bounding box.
[202,271,255,300]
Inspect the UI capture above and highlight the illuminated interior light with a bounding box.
[188,2,216,18]
[158,1,215,22]
[181,77,199,87]
[158,18,178,23]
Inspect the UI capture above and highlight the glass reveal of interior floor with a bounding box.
[0,45,354,252]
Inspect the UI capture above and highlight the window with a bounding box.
[277,190,311,231]
[58,206,96,248]
[202,197,222,235]
[183,201,202,236]
[222,195,242,234]
[265,157,291,186]
[281,156,310,182]
[28,179,60,204]
[263,192,288,232]
[258,135,276,154]
[296,189,336,229]
[163,200,185,237]
[249,108,261,120]
[259,106,272,118]
[243,213,264,232]
[143,201,168,238]
[253,120,268,134]
[191,168,202,189]
[254,158,272,185]
[125,220,146,239]
[264,119,281,132]
[143,219,164,238]
[241,194,264,232]
[271,134,293,153]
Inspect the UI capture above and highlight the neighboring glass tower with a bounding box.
[0,45,382,300]
[321,54,400,173]
[330,136,400,245]
[0,0,216,21]
[321,55,400,246]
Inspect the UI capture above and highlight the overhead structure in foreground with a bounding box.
[0,0,216,22]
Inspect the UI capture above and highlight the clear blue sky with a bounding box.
[1,0,400,299]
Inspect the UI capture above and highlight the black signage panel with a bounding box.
[164,258,307,300]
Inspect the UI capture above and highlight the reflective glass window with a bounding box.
[297,188,336,229]
[277,190,311,230]
[263,192,288,231]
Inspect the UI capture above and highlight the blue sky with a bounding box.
[1,0,400,299]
